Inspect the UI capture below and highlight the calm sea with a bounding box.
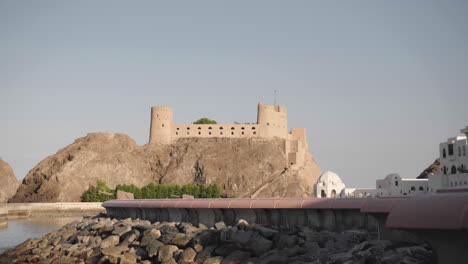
[0,217,81,253]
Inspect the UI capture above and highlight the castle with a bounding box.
[149,103,308,167]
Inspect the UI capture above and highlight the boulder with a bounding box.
[158,245,179,263]
[0,159,19,202]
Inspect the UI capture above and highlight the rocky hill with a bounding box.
[417,159,440,179]
[10,133,321,202]
[0,159,20,202]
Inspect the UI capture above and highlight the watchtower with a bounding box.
[149,107,174,144]
[257,102,288,138]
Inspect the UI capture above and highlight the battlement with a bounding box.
[148,102,309,167]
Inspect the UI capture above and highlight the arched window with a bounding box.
[208,127,212,130]
[231,132,234,135]
[395,181,399,186]
[321,190,326,198]
[198,127,201,130]
[162,124,165,127]
[220,132,223,135]
[444,166,447,175]
[176,127,180,130]
[187,127,190,130]
[176,132,178,135]
[241,127,245,130]
[253,132,256,135]
[411,186,415,191]
[451,166,457,174]
[419,186,424,191]
[231,127,235,130]
[459,146,462,156]
[443,149,446,158]
[220,127,223,130]
[198,131,201,135]
[331,190,336,198]
[252,127,256,130]
[209,132,212,135]
[241,132,244,135]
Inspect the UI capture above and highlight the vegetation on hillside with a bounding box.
[193,118,217,124]
[81,180,222,202]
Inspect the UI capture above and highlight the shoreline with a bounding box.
[0,214,435,264]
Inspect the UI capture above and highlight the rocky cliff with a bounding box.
[10,133,321,202]
[417,159,440,179]
[0,159,20,202]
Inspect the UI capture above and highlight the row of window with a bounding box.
[175,131,257,136]
[442,144,466,158]
[450,181,468,187]
[176,126,256,130]
[441,164,466,175]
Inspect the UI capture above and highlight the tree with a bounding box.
[193,118,217,124]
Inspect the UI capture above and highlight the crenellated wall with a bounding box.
[148,102,309,167]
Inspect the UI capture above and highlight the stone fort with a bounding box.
[149,102,308,167]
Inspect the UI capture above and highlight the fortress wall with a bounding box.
[173,124,260,138]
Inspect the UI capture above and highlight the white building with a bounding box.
[316,126,468,198]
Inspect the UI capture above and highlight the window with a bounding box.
[198,132,201,135]
[177,127,180,130]
[187,127,190,130]
[231,127,235,130]
[241,132,244,135]
[231,132,234,135]
[241,127,245,130]
[252,127,256,130]
[187,132,189,135]
[220,127,223,130]
[459,146,462,156]
[464,146,466,156]
[176,132,178,135]
[208,127,212,130]
[198,127,201,130]
[419,186,424,191]
[443,149,446,158]
[209,132,212,135]
[220,132,223,135]
[267,123,270,126]
[253,132,256,135]
[451,166,457,174]
[395,181,399,186]
[451,182,453,187]
[448,144,454,156]
[162,124,165,127]
[411,186,415,191]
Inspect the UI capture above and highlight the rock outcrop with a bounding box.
[0,215,434,264]
[417,159,440,179]
[10,133,321,202]
[0,159,20,202]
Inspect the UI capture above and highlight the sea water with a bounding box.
[0,217,80,253]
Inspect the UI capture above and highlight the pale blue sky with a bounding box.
[1,1,467,187]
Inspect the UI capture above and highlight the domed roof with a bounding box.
[318,171,343,184]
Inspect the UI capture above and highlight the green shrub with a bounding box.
[193,118,217,124]
[81,181,222,202]
[81,180,115,202]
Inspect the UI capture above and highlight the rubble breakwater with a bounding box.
[0,214,434,264]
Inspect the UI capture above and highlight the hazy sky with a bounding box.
[1,1,467,188]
